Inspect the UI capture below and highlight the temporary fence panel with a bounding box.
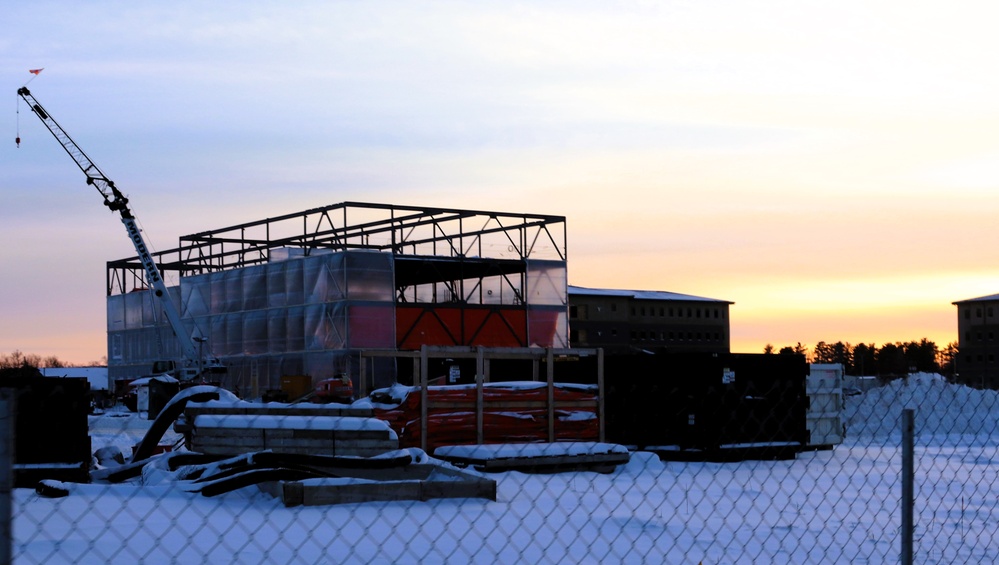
[806,363,845,447]
[6,372,999,562]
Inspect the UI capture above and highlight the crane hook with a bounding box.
[15,136,19,148]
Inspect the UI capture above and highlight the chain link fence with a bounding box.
[5,371,999,564]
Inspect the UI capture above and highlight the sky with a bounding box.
[4,1,999,364]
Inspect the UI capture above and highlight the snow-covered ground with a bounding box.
[13,374,999,564]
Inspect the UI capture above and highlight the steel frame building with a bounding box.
[106,201,569,392]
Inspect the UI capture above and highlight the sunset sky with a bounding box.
[4,1,999,364]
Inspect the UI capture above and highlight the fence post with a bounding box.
[901,408,914,565]
[0,388,13,564]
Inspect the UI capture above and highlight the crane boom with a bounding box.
[17,87,218,380]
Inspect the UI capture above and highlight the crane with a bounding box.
[16,87,223,382]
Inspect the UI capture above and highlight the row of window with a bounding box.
[569,303,727,321]
[964,306,996,319]
[965,331,996,341]
[630,306,725,320]
[569,328,725,343]
[965,354,996,364]
[630,330,724,342]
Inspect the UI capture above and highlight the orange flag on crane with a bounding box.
[29,68,43,75]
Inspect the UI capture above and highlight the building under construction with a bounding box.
[106,202,569,393]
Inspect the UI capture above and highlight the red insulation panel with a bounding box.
[395,306,529,348]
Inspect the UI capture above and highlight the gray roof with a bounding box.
[568,285,732,304]
[953,293,999,305]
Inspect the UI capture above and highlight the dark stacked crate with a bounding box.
[0,370,92,486]
[604,352,808,460]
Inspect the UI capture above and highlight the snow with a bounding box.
[365,381,597,407]
[953,293,999,303]
[126,375,179,388]
[568,284,729,303]
[434,442,629,460]
[40,367,110,392]
[16,375,999,563]
[844,373,999,441]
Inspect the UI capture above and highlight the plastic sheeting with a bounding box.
[107,250,568,386]
[108,251,396,389]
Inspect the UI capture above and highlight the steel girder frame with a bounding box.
[107,202,567,295]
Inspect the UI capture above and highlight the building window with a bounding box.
[611,304,617,312]
[611,329,618,337]
[966,309,972,319]
[977,308,983,318]
[659,308,665,317]
[569,306,578,319]
[669,308,674,317]
[990,307,995,317]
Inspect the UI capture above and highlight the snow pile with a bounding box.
[844,373,999,440]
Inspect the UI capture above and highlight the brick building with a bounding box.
[953,294,999,388]
[568,285,733,354]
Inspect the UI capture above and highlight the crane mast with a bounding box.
[17,87,219,380]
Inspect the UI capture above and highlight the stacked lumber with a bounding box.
[370,382,600,451]
[188,413,399,457]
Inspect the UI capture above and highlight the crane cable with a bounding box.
[15,94,21,148]
[16,67,44,147]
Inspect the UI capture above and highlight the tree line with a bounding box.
[4,341,961,379]
[0,350,106,371]
[763,339,958,378]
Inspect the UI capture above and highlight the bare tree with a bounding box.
[1,350,68,370]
